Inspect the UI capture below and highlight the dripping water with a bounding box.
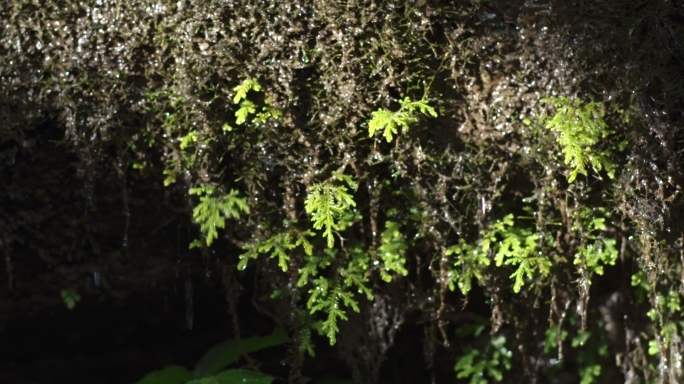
[93,268,101,288]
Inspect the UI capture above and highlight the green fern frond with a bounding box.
[190,187,250,246]
[572,208,619,276]
[446,238,490,295]
[541,97,612,182]
[238,242,259,271]
[368,97,437,142]
[308,279,360,345]
[492,214,551,293]
[377,221,408,282]
[239,229,314,272]
[235,100,257,125]
[455,214,551,294]
[341,245,373,300]
[233,78,262,104]
[179,131,199,150]
[258,232,296,272]
[304,174,357,248]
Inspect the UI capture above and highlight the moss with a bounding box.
[2,0,684,382]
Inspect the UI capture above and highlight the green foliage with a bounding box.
[292,244,373,346]
[541,97,613,182]
[338,246,374,302]
[60,288,81,310]
[194,328,288,377]
[185,369,275,384]
[231,78,280,125]
[492,214,551,293]
[238,228,313,272]
[446,238,490,295]
[578,364,602,384]
[646,292,682,355]
[304,172,357,248]
[447,214,552,294]
[233,78,262,104]
[543,325,568,355]
[135,328,286,384]
[308,279,356,345]
[135,365,195,384]
[377,221,409,282]
[9,0,682,381]
[306,246,373,345]
[368,97,437,142]
[630,270,650,303]
[189,186,250,247]
[543,314,611,383]
[454,335,512,383]
[572,208,618,276]
[571,330,607,384]
[235,100,257,125]
[237,220,373,347]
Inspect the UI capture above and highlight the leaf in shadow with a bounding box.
[134,365,195,384]
[194,328,288,377]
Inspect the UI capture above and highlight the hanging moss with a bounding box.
[1,0,683,382]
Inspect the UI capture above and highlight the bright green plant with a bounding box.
[448,214,551,295]
[231,78,281,127]
[541,97,613,182]
[135,328,287,384]
[571,207,618,276]
[491,214,551,293]
[377,220,409,282]
[305,245,373,345]
[304,171,357,248]
[238,228,314,272]
[146,88,197,187]
[646,291,682,356]
[368,97,437,142]
[189,186,250,247]
[446,238,490,296]
[232,78,261,104]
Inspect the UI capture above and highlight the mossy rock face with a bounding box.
[1,0,683,383]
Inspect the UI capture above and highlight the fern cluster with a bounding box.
[189,186,249,247]
[304,172,357,248]
[180,83,626,378]
[230,78,281,127]
[448,214,551,295]
[297,245,373,345]
[377,221,409,282]
[571,207,618,276]
[368,97,437,142]
[238,228,313,272]
[541,97,613,182]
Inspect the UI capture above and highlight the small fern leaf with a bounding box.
[235,100,256,125]
[233,78,262,104]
